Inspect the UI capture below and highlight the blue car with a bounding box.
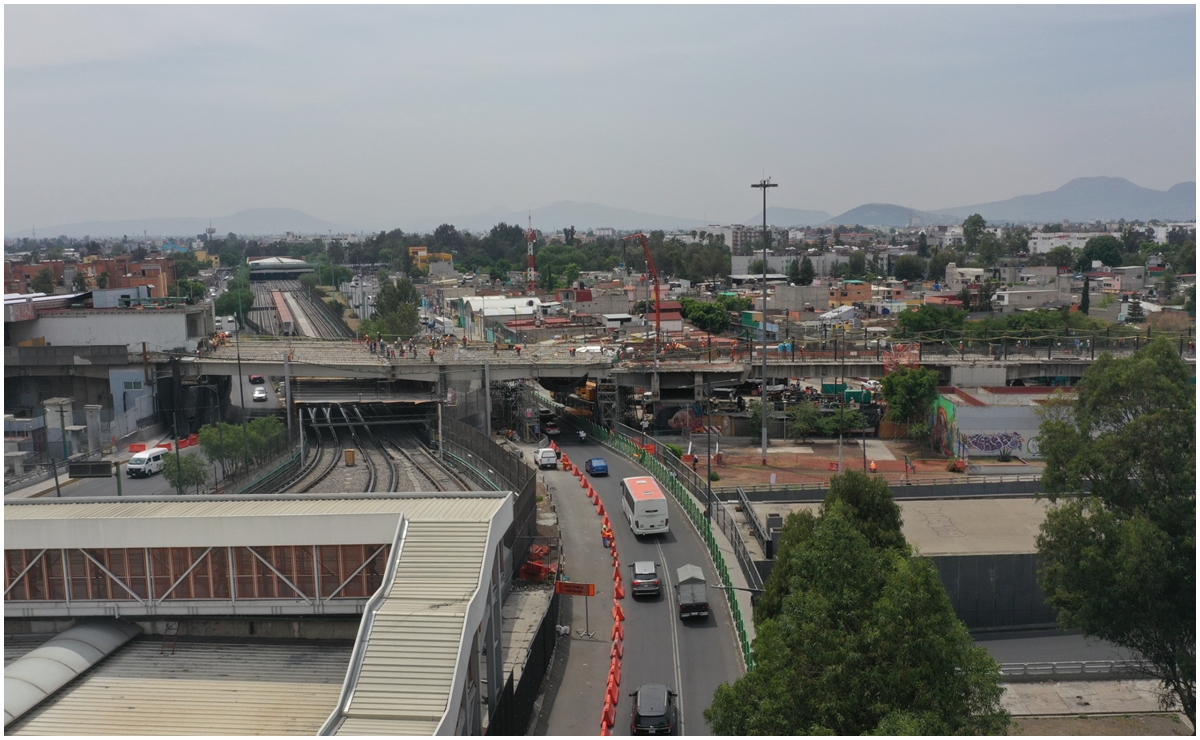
[585,458,609,476]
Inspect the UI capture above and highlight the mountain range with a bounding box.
[10,177,1194,239]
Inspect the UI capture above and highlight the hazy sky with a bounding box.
[5,4,1196,232]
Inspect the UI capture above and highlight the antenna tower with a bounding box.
[526,215,537,295]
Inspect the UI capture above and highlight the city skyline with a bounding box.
[5,5,1195,234]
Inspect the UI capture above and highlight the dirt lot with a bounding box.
[706,437,1041,487]
[1012,713,1192,736]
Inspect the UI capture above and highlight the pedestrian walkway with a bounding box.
[523,441,617,736]
[1002,678,1173,716]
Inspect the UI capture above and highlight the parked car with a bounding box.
[629,560,661,597]
[249,375,265,384]
[534,447,558,469]
[630,684,677,735]
[253,387,268,402]
[862,379,882,392]
[584,457,609,476]
[544,421,561,436]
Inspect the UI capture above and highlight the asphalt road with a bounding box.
[231,375,281,411]
[57,444,216,498]
[565,435,743,736]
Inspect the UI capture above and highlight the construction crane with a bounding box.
[623,232,661,344]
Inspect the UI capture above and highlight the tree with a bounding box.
[162,452,208,495]
[927,250,954,281]
[1126,299,1145,322]
[540,265,557,292]
[892,254,925,282]
[786,258,801,284]
[847,250,866,277]
[131,246,148,261]
[895,304,967,337]
[707,495,1009,735]
[214,288,254,326]
[797,255,815,285]
[97,272,110,289]
[880,366,940,424]
[786,403,821,443]
[1076,235,1124,272]
[819,406,866,437]
[31,267,56,294]
[682,300,730,335]
[71,273,88,292]
[563,262,580,288]
[1080,276,1090,315]
[962,213,987,252]
[748,258,767,275]
[564,226,576,247]
[1035,339,1195,723]
[1046,244,1077,269]
[916,231,929,258]
[976,231,1002,267]
[1160,271,1179,299]
[821,470,906,552]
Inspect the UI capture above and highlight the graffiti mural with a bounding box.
[930,396,958,457]
[962,432,1024,454]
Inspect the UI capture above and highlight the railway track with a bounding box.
[282,403,466,494]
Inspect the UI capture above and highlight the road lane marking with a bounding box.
[656,539,686,736]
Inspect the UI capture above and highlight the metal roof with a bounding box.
[4,493,508,550]
[6,637,352,736]
[5,620,141,726]
[326,518,504,735]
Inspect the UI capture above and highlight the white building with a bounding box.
[1028,232,1093,254]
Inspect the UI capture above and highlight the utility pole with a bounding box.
[752,177,777,466]
[235,276,251,474]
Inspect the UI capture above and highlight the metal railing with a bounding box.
[712,473,1046,498]
[736,486,769,550]
[999,660,1152,679]
[534,390,756,671]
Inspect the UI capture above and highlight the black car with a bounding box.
[629,560,661,597]
[630,683,677,735]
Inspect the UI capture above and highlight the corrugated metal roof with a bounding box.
[333,520,492,735]
[7,637,352,736]
[4,495,508,550]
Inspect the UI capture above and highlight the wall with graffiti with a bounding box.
[954,405,1044,458]
[930,396,958,458]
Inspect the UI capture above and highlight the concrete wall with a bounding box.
[774,284,830,311]
[8,310,202,353]
[756,551,1055,630]
[954,404,1043,457]
[948,364,1008,387]
[931,553,1056,629]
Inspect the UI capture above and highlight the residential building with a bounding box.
[828,279,871,307]
[993,289,1064,313]
[1028,232,1092,254]
[943,263,986,293]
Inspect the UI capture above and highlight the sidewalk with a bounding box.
[4,431,177,500]
[523,440,616,736]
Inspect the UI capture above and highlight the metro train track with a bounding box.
[386,431,465,492]
[286,408,342,493]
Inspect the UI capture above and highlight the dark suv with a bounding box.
[630,683,677,735]
[630,560,661,597]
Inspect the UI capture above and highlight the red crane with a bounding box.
[624,233,661,343]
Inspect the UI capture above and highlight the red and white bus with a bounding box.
[620,476,669,536]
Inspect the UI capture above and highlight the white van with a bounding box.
[534,447,558,470]
[127,448,167,478]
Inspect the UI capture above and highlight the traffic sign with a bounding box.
[555,581,596,597]
[69,461,114,478]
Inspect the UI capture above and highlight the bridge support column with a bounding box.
[484,362,491,438]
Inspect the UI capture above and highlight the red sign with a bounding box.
[554,581,596,597]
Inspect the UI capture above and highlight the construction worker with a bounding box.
[428,347,435,363]
[869,460,877,473]
[493,340,500,355]
[514,344,522,357]
[601,524,612,549]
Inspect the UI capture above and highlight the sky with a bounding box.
[4,4,1196,234]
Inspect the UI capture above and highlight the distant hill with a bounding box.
[402,201,708,233]
[8,208,342,240]
[744,206,833,227]
[821,203,951,229]
[931,177,1196,223]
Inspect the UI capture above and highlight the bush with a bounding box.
[665,444,683,459]
[709,470,721,482]
[907,422,930,442]
[996,449,1012,463]
[946,458,963,473]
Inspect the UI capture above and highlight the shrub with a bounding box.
[709,471,721,482]
[665,444,683,459]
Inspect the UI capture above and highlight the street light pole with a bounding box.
[752,178,777,466]
[705,381,713,522]
[235,277,251,473]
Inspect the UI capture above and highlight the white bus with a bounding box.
[620,476,669,536]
